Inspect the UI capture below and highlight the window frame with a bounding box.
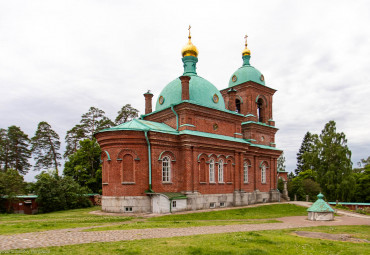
[218,159,224,183]
[162,156,171,183]
[243,162,249,183]
[261,164,266,184]
[209,159,215,183]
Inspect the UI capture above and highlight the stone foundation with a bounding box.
[308,211,334,221]
[102,190,280,213]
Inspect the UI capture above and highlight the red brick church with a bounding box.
[95,30,284,213]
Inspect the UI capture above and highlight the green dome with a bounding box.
[155,74,226,112]
[228,55,265,87]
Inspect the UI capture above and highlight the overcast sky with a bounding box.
[1,0,369,182]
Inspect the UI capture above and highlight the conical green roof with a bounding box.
[307,193,334,212]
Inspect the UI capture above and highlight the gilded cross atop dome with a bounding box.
[181,25,199,57]
[242,33,251,56]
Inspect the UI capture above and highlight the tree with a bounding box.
[31,122,62,175]
[0,126,31,174]
[115,104,139,125]
[303,120,355,201]
[295,131,315,175]
[287,169,321,201]
[64,107,113,158]
[64,139,102,193]
[0,169,26,212]
[277,152,286,172]
[80,107,114,140]
[353,157,370,202]
[34,170,92,213]
[64,124,85,158]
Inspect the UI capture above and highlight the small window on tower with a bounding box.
[235,99,241,113]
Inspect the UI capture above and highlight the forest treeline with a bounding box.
[0,104,138,212]
[280,120,370,203]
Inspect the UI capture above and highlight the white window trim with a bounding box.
[243,162,249,183]
[218,159,224,183]
[162,156,171,183]
[261,164,266,184]
[209,159,215,183]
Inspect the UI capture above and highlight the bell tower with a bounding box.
[220,35,278,147]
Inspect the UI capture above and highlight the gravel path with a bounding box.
[1,215,369,251]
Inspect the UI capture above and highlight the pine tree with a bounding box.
[0,128,10,171]
[64,107,113,158]
[304,120,355,201]
[0,126,31,174]
[115,104,139,125]
[80,107,114,140]
[295,131,315,175]
[64,124,85,158]
[31,122,62,175]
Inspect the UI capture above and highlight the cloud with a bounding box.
[0,0,369,181]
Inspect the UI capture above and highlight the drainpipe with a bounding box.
[144,131,153,192]
[171,105,179,131]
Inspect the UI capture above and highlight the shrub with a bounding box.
[35,171,92,213]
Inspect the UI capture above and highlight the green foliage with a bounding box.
[64,139,102,193]
[64,107,113,158]
[277,178,284,192]
[0,169,26,212]
[277,152,286,172]
[288,169,320,201]
[0,126,31,174]
[295,131,315,175]
[353,164,370,202]
[64,124,86,158]
[302,121,355,201]
[115,104,139,125]
[81,107,114,140]
[31,121,62,174]
[34,171,92,213]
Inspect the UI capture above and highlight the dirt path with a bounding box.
[1,215,369,251]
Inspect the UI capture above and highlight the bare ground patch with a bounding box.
[294,231,370,243]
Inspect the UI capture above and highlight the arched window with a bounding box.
[218,159,224,183]
[257,98,264,122]
[235,99,241,113]
[162,156,171,182]
[243,162,248,183]
[261,164,266,184]
[209,159,215,183]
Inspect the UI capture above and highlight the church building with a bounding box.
[95,30,285,213]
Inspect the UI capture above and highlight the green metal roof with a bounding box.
[159,192,187,200]
[155,74,226,112]
[241,121,278,129]
[307,193,335,212]
[99,120,279,151]
[228,55,265,87]
[100,119,178,134]
[180,130,250,144]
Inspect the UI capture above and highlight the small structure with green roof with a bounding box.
[307,193,335,221]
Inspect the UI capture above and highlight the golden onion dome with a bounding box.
[242,34,251,56]
[181,25,199,58]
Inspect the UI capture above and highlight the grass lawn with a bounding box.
[0,206,131,235]
[0,204,306,235]
[17,225,370,255]
[85,204,306,232]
